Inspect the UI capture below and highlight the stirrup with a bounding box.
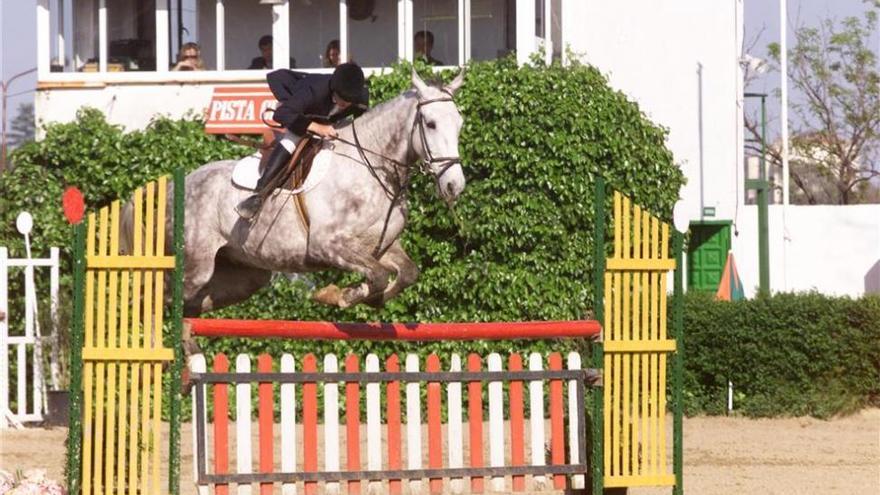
[236,194,263,220]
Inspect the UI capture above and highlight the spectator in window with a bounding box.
[324,40,341,68]
[172,42,205,71]
[249,35,296,69]
[414,30,443,66]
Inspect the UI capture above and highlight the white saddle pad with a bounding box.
[231,146,333,194]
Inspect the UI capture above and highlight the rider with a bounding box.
[236,62,370,219]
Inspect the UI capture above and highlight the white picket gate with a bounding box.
[0,245,60,428]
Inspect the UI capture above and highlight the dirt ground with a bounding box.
[2,410,878,494]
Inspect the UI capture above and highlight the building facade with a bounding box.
[37,1,876,297]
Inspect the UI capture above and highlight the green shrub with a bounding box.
[679,291,880,418]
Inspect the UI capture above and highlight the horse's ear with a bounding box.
[411,68,430,96]
[444,69,466,95]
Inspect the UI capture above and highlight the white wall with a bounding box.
[564,0,743,226]
[734,205,880,297]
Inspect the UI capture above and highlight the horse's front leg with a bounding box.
[310,243,392,308]
[363,240,419,308]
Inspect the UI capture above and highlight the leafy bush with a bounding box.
[679,291,880,418]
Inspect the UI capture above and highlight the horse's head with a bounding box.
[411,69,467,205]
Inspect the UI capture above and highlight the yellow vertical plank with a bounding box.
[82,213,97,495]
[93,207,109,495]
[150,178,167,494]
[640,211,651,477]
[117,260,130,495]
[603,271,613,477]
[614,193,622,259]
[104,202,120,495]
[630,206,642,475]
[612,269,622,477]
[140,181,155,495]
[650,217,662,477]
[621,196,631,477]
[128,187,144,495]
[658,222,669,474]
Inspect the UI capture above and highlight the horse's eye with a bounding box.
[426,121,436,129]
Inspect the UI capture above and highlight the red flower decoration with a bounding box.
[62,187,85,225]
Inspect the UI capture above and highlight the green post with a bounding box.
[757,95,770,294]
[168,169,186,495]
[591,176,606,494]
[66,222,86,495]
[672,230,684,495]
[744,92,770,295]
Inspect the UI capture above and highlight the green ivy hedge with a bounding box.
[679,291,880,418]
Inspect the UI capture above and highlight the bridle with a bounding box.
[411,90,463,186]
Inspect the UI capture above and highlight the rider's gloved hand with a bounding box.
[307,122,338,139]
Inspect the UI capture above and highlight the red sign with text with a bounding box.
[205,86,278,136]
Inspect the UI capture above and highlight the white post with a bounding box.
[37,0,51,78]
[280,354,297,495]
[323,354,340,495]
[339,0,348,65]
[50,252,62,394]
[190,354,209,495]
[487,353,504,491]
[780,0,790,291]
[365,354,382,495]
[0,248,8,429]
[405,354,421,494]
[543,0,552,65]
[98,0,107,72]
[515,0,535,65]
[560,0,567,65]
[63,0,74,70]
[447,354,463,494]
[23,231,44,422]
[397,0,407,61]
[156,0,170,72]
[235,355,253,495]
[457,0,465,65]
[528,353,546,488]
[216,0,225,70]
[403,0,413,61]
[567,353,584,489]
[273,0,290,69]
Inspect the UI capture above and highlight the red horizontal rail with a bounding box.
[185,319,601,341]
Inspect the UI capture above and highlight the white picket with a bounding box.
[488,353,505,492]
[280,354,297,495]
[405,353,422,494]
[568,352,584,489]
[235,354,253,495]
[189,354,209,495]
[529,353,547,488]
[366,354,382,495]
[324,354,340,495]
[447,354,464,494]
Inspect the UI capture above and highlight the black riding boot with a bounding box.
[236,142,292,219]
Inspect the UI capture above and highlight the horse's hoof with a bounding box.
[312,284,342,306]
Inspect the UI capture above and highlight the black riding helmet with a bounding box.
[330,62,368,106]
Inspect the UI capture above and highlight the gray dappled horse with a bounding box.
[136,70,466,316]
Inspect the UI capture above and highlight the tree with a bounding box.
[7,103,35,151]
[744,3,880,204]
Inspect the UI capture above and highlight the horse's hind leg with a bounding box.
[192,250,272,313]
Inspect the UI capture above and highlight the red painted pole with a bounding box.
[186,319,601,341]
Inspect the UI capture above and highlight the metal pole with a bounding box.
[758,96,770,294]
[591,176,606,495]
[168,168,186,495]
[66,222,86,495]
[672,230,684,495]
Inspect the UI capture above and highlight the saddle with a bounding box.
[255,136,322,228]
[258,136,322,194]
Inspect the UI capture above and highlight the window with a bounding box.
[69,0,99,72]
[347,0,398,68]
[106,0,157,71]
[412,0,458,66]
[470,0,515,62]
[289,0,340,69]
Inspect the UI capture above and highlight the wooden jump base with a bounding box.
[66,175,684,495]
[186,319,602,341]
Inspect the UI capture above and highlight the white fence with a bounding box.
[190,351,591,494]
[0,244,60,428]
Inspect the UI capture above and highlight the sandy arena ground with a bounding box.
[2,410,878,494]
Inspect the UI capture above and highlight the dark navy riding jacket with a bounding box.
[267,69,369,135]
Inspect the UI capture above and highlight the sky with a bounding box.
[1,0,878,143]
